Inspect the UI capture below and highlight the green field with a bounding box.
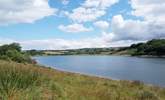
[0,60,165,100]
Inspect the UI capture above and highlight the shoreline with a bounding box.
[36,62,164,88]
[1,60,165,99]
[33,55,165,88]
[34,54,165,58]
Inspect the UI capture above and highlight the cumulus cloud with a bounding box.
[94,20,109,30]
[58,23,92,33]
[1,0,165,50]
[103,0,165,42]
[130,0,165,23]
[67,0,119,22]
[110,14,165,41]
[0,0,57,25]
[68,7,106,23]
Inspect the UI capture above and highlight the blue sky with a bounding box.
[0,0,165,50]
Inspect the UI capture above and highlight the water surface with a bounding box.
[33,55,165,87]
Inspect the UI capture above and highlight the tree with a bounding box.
[0,43,33,63]
[131,39,165,56]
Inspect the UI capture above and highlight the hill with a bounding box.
[34,39,165,57]
[129,39,165,56]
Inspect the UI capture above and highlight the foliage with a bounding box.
[26,50,43,56]
[130,39,165,56]
[44,48,117,55]
[0,43,33,63]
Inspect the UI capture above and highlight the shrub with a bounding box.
[0,43,33,63]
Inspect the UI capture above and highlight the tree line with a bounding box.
[130,39,165,56]
[0,39,164,62]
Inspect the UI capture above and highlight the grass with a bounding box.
[0,60,165,100]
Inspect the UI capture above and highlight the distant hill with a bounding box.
[36,47,128,55]
[25,39,165,57]
[129,39,165,56]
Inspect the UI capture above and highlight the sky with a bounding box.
[0,0,165,50]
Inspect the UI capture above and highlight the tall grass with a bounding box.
[0,61,40,98]
[0,60,165,100]
[0,60,67,100]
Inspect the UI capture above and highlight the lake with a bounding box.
[33,55,165,87]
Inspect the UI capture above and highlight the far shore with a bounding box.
[33,54,165,58]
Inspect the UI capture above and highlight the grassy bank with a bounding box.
[0,60,165,100]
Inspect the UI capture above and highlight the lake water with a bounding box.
[33,55,165,87]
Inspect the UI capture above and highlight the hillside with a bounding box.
[0,60,165,100]
[129,39,165,56]
[34,39,165,57]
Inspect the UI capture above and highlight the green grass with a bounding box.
[0,60,165,100]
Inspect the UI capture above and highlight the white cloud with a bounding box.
[83,0,119,9]
[99,0,165,42]
[68,7,106,23]
[20,38,138,50]
[67,0,119,22]
[63,0,165,43]
[119,0,165,41]
[110,14,165,41]
[58,23,92,33]
[20,38,105,50]
[1,0,165,50]
[94,20,109,30]
[131,0,165,23]
[0,0,57,25]
[22,38,143,50]
[0,34,140,50]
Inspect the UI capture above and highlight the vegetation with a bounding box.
[26,50,44,56]
[0,41,165,99]
[0,60,165,100]
[0,43,33,63]
[41,39,165,57]
[41,48,123,55]
[0,61,41,99]
[130,39,165,56]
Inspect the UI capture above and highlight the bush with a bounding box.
[0,43,33,63]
